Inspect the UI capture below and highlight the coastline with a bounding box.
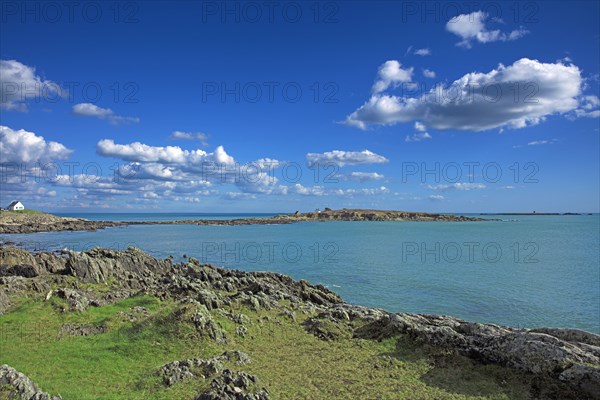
[1,245,598,399]
[0,209,492,234]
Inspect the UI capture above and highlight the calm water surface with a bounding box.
[3,214,598,333]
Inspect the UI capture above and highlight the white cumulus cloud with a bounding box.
[169,131,209,146]
[306,150,389,167]
[97,140,236,166]
[335,172,385,182]
[73,103,139,125]
[96,139,287,196]
[372,60,414,94]
[345,58,584,132]
[405,121,432,142]
[0,59,62,111]
[0,125,72,165]
[446,11,529,48]
[423,69,436,79]
[574,95,600,118]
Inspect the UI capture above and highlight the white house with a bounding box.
[7,201,25,211]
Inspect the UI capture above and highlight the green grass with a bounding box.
[0,295,535,400]
[0,209,43,214]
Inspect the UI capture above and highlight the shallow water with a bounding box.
[3,214,599,333]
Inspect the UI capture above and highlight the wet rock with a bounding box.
[0,364,62,400]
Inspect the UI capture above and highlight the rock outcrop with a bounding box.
[0,245,598,399]
[337,305,600,399]
[64,247,171,286]
[0,211,125,234]
[158,351,251,387]
[195,370,270,400]
[0,246,67,276]
[0,208,490,234]
[0,364,62,400]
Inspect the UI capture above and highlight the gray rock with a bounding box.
[219,311,251,325]
[116,306,149,322]
[158,357,224,386]
[221,350,251,366]
[65,247,172,286]
[158,351,251,387]
[188,304,227,343]
[0,364,62,400]
[354,311,600,399]
[58,323,107,338]
[303,314,352,341]
[56,288,89,312]
[195,369,269,400]
[197,289,223,310]
[558,363,600,396]
[236,326,248,337]
[0,247,67,277]
[2,245,597,399]
[277,310,297,322]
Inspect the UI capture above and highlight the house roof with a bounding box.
[8,201,22,207]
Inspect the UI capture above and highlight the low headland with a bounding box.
[0,208,490,234]
[0,245,598,399]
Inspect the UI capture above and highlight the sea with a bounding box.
[2,213,599,334]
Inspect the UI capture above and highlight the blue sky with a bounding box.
[1,1,599,213]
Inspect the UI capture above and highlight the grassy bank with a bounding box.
[0,209,43,214]
[1,293,537,399]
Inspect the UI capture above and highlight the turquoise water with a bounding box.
[54,212,280,221]
[2,214,599,333]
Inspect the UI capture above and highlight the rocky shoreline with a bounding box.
[0,245,598,399]
[0,209,491,234]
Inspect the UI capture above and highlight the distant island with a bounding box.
[479,212,586,216]
[0,208,490,234]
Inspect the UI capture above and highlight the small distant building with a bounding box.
[7,201,25,211]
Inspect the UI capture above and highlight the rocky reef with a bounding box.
[0,245,597,399]
[278,208,488,222]
[0,208,489,234]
